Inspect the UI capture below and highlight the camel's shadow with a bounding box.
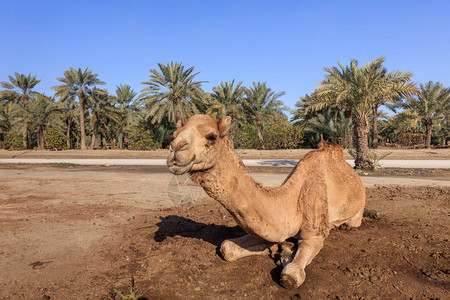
[154,215,292,287]
[154,215,245,247]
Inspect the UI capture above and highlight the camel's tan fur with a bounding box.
[167,115,366,288]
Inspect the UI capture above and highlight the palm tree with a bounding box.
[308,57,417,169]
[208,80,246,123]
[58,97,79,149]
[291,94,313,126]
[370,67,417,148]
[303,109,353,148]
[26,94,60,149]
[401,81,450,148]
[139,62,206,125]
[52,67,106,149]
[241,82,286,149]
[87,89,121,149]
[1,73,41,148]
[0,96,14,142]
[114,84,138,148]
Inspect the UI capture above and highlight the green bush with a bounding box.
[129,128,158,150]
[397,132,425,146]
[44,128,68,150]
[263,119,303,149]
[3,132,25,150]
[230,124,259,149]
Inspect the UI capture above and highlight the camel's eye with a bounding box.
[179,142,189,151]
[206,133,217,144]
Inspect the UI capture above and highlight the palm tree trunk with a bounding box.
[66,118,71,149]
[22,95,28,148]
[40,127,45,149]
[37,125,42,149]
[173,98,183,124]
[124,132,129,149]
[90,116,98,149]
[118,133,125,149]
[111,137,115,149]
[424,119,433,149]
[353,116,373,169]
[79,92,87,150]
[256,118,265,150]
[371,103,378,149]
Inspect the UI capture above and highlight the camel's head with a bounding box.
[167,114,232,175]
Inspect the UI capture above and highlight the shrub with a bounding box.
[44,128,68,150]
[3,132,25,150]
[230,120,303,150]
[230,124,259,149]
[263,119,303,149]
[349,149,392,170]
[129,128,158,150]
[397,132,425,146]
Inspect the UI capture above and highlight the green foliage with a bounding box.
[0,73,41,101]
[310,57,417,120]
[44,128,68,150]
[139,62,206,125]
[128,128,158,150]
[397,132,425,146]
[52,67,106,101]
[0,100,13,141]
[401,81,450,148]
[242,82,286,119]
[230,124,259,149]
[52,67,106,150]
[263,118,302,149]
[241,82,287,149]
[302,109,353,148]
[208,80,246,125]
[3,132,25,150]
[230,119,302,150]
[349,149,392,170]
[306,57,417,168]
[2,61,447,152]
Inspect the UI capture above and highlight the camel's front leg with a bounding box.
[220,234,273,262]
[280,236,324,289]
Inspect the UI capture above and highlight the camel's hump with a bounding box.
[318,140,343,151]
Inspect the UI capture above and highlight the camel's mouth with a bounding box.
[167,161,195,175]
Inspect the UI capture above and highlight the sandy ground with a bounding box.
[1,148,449,160]
[0,164,449,299]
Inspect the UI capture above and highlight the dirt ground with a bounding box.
[0,163,449,299]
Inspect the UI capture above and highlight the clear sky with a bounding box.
[1,0,449,113]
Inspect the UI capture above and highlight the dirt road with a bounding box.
[0,165,449,299]
[1,148,449,160]
[1,158,450,169]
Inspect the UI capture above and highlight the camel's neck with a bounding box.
[190,138,253,207]
[190,138,302,242]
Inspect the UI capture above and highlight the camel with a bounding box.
[166,115,366,289]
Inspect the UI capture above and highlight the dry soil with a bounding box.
[0,163,449,299]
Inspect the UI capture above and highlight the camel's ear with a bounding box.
[176,119,185,129]
[218,116,232,137]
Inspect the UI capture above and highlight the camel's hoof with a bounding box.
[280,268,305,289]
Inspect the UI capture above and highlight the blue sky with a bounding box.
[1,0,449,114]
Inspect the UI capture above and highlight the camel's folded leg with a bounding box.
[280,236,324,289]
[346,206,365,227]
[220,234,273,262]
[279,241,296,266]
